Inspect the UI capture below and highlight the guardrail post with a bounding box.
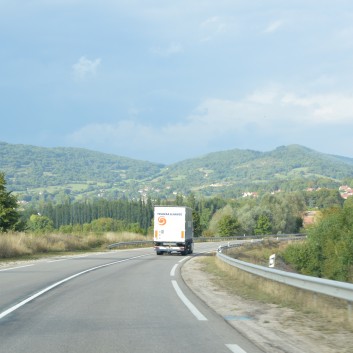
[348,301,353,323]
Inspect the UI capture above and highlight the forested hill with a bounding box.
[0,142,164,201]
[155,145,353,196]
[1,142,353,202]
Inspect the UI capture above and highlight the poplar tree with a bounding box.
[0,172,20,232]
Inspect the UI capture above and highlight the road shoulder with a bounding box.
[181,255,353,353]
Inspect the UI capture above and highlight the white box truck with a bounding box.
[154,206,194,255]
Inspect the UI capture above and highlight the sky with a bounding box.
[1,0,353,164]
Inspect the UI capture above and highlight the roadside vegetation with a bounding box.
[198,254,353,333]
[200,222,353,331]
[282,197,353,282]
[0,231,150,260]
[227,204,353,284]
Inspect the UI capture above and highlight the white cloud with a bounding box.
[264,20,283,34]
[72,56,101,80]
[199,16,227,42]
[150,43,183,57]
[67,86,353,163]
[247,86,280,104]
[281,92,353,123]
[334,26,353,49]
[205,89,353,129]
[201,16,226,32]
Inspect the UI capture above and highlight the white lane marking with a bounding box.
[171,280,207,321]
[178,257,189,263]
[225,344,248,353]
[0,264,34,272]
[170,264,178,277]
[0,254,150,320]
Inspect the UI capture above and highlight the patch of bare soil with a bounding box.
[181,256,353,353]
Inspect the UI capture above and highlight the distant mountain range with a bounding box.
[1,141,353,202]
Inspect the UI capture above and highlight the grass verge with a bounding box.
[199,253,353,331]
[0,231,152,263]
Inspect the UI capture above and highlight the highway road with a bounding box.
[0,242,264,353]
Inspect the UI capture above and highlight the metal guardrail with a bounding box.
[107,234,305,249]
[195,233,305,243]
[217,244,353,303]
[106,236,268,250]
[108,236,353,312]
[108,240,154,249]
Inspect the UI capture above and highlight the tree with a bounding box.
[175,193,184,206]
[259,192,305,234]
[236,203,259,235]
[283,204,353,281]
[304,189,343,209]
[192,210,202,237]
[0,172,20,232]
[217,214,240,236]
[343,196,353,211]
[208,204,234,236]
[186,192,196,209]
[90,217,116,233]
[254,214,272,235]
[27,214,54,233]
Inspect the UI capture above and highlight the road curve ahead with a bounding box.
[0,244,264,353]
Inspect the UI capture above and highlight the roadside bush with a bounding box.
[282,203,353,282]
[27,215,54,233]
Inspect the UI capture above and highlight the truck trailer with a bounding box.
[153,206,194,255]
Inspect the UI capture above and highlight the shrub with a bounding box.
[282,204,353,282]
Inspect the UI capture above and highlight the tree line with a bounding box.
[0,170,347,239]
[25,198,155,234]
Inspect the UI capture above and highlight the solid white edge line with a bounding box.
[178,256,189,263]
[0,264,34,272]
[0,254,149,320]
[171,280,207,321]
[225,344,248,353]
[170,264,178,277]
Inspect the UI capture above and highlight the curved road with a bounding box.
[0,243,264,353]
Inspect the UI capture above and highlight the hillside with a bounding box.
[0,142,163,201]
[1,142,353,202]
[150,145,353,196]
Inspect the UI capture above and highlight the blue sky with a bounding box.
[1,1,353,164]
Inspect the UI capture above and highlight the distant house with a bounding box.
[339,185,353,199]
[242,191,258,198]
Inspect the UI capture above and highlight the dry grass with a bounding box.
[0,231,152,261]
[226,238,299,269]
[0,233,32,258]
[200,254,353,331]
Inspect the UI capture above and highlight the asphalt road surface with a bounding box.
[0,243,264,353]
